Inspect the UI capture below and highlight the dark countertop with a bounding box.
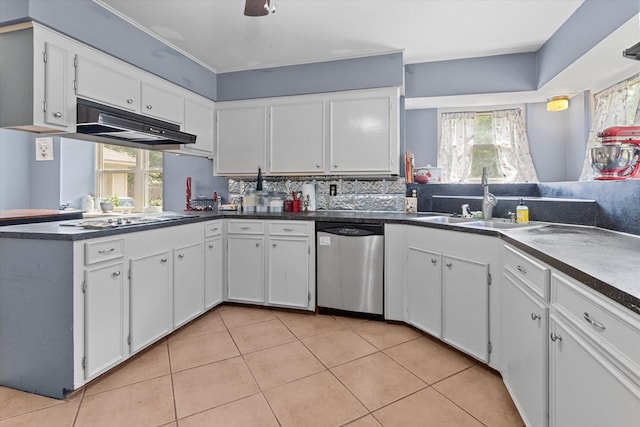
[0,209,82,225]
[1,210,638,316]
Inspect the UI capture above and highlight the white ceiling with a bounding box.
[97,0,640,107]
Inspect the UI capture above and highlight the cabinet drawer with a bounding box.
[204,220,223,237]
[227,220,264,234]
[503,244,550,300]
[552,273,640,370]
[269,221,310,236]
[85,239,124,265]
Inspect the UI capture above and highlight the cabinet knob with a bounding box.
[272,243,277,248]
[431,259,437,265]
[333,164,338,168]
[53,112,63,118]
[516,265,527,274]
[316,164,321,168]
[112,271,121,277]
[550,333,562,342]
[445,262,452,268]
[208,244,214,249]
[126,98,134,104]
[583,312,606,331]
[530,313,541,321]
[178,253,185,259]
[146,104,152,110]
[255,242,260,248]
[160,258,167,263]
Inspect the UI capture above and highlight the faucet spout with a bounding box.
[481,167,497,219]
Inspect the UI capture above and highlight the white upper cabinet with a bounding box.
[329,89,398,175]
[43,41,70,128]
[140,81,183,124]
[269,100,325,174]
[75,53,139,111]
[183,96,215,155]
[215,104,267,175]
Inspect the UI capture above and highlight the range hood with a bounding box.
[73,98,196,150]
[623,41,640,61]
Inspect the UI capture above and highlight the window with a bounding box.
[438,109,538,183]
[96,144,163,212]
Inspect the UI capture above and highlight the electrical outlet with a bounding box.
[329,184,337,196]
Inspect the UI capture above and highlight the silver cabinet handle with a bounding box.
[531,313,541,321]
[146,104,152,110]
[160,258,167,263]
[550,333,562,342]
[241,226,250,230]
[445,262,452,268]
[210,227,219,232]
[208,244,214,249]
[431,259,437,265]
[516,265,527,274]
[112,271,121,277]
[283,228,294,232]
[126,98,134,104]
[178,253,184,259]
[53,112,62,118]
[583,312,606,331]
[98,248,115,254]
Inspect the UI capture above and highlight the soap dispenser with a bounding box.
[516,199,529,224]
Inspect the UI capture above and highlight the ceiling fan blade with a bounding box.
[244,0,269,17]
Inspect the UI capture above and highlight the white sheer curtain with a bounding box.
[438,112,476,183]
[579,81,634,180]
[493,109,538,182]
[438,109,538,183]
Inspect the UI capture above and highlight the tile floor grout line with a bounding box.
[166,338,179,426]
[430,375,492,427]
[71,386,86,427]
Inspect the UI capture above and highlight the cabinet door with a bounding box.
[405,246,442,337]
[184,97,214,154]
[84,262,126,379]
[549,316,640,427]
[129,252,172,353]
[501,271,548,427]
[329,94,394,174]
[227,236,265,303]
[140,81,183,124]
[269,101,325,174]
[75,54,138,111]
[215,106,267,175]
[205,236,224,309]
[173,242,205,328]
[442,255,489,362]
[43,42,69,128]
[268,237,310,309]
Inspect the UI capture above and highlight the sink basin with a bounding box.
[412,216,476,224]
[462,219,534,229]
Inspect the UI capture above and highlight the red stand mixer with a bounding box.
[590,126,640,180]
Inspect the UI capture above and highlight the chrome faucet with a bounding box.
[481,167,497,219]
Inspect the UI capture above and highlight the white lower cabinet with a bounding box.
[205,235,224,308]
[173,242,205,328]
[129,251,172,353]
[227,234,265,303]
[405,246,442,336]
[84,261,126,379]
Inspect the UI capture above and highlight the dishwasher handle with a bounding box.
[316,222,384,237]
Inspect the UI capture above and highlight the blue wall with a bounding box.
[0,129,31,209]
[405,109,438,167]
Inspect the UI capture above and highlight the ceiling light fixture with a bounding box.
[547,96,569,112]
[244,0,276,17]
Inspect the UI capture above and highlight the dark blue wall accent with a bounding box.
[0,129,31,209]
[217,53,404,101]
[405,109,438,167]
[2,0,216,100]
[405,53,537,98]
[537,0,640,88]
[526,103,571,182]
[59,138,95,209]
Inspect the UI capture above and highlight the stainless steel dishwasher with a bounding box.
[316,222,384,316]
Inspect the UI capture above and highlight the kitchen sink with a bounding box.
[461,219,537,229]
[412,216,476,224]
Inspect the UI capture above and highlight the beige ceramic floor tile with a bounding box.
[331,352,427,411]
[433,365,524,427]
[344,414,383,427]
[264,371,367,427]
[178,393,279,427]
[218,305,276,329]
[229,318,297,354]
[301,328,378,367]
[244,341,325,390]
[374,387,485,427]
[169,329,239,372]
[75,375,174,427]
[0,398,80,427]
[172,356,259,419]
[275,311,349,338]
[86,340,171,396]
[351,321,421,350]
[169,310,227,342]
[0,386,62,421]
[384,336,475,384]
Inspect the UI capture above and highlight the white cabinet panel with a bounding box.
[84,262,126,379]
[227,235,265,303]
[184,97,215,154]
[140,81,183,124]
[442,255,489,362]
[268,237,310,308]
[269,101,325,174]
[406,246,442,337]
[173,242,205,328]
[216,106,267,175]
[129,251,172,353]
[43,42,69,128]
[205,236,224,309]
[75,54,138,111]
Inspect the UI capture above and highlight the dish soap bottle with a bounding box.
[516,199,529,224]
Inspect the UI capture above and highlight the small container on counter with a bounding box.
[284,200,293,212]
[244,188,256,213]
[256,191,269,213]
[269,198,284,213]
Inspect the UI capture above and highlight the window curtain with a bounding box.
[493,109,538,182]
[438,112,476,183]
[579,81,636,180]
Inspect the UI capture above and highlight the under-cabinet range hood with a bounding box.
[72,98,196,150]
[623,41,640,61]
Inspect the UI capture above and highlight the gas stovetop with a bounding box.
[61,213,199,229]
